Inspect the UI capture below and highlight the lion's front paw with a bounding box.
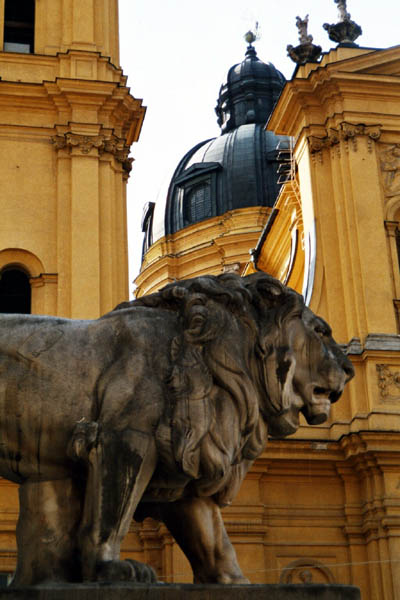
[96,559,157,583]
[126,559,158,583]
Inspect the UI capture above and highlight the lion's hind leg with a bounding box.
[69,422,157,583]
[12,479,83,586]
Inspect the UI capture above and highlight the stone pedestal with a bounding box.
[0,583,361,599]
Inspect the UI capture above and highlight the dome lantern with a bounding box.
[215,40,286,134]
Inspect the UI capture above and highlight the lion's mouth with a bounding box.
[300,386,343,425]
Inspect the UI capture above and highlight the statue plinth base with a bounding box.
[0,583,361,599]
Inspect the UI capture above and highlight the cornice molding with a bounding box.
[340,431,400,458]
[267,48,400,138]
[344,333,400,355]
[0,78,145,147]
[365,333,400,351]
[29,273,58,288]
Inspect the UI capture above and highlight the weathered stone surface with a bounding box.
[0,273,354,586]
[0,583,361,600]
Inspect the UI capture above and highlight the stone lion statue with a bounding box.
[0,272,353,586]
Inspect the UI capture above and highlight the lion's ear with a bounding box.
[262,282,282,296]
[256,279,285,309]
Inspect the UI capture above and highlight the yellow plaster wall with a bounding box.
[0,3,145,318]
[34,0,120,64]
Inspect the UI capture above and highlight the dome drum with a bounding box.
[216,45,286,134]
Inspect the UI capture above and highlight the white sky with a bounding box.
[118,0,400,293]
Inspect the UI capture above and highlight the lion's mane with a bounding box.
[113,273,304,505]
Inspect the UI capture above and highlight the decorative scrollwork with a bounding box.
[280,557,335,584]
[308,135,329,154]
[51,132,133,173]
[376,364,400,401]
[308,122,381,154]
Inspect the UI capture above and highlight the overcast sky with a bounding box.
[118,0,399,293]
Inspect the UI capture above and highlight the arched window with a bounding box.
[4,0,35,54]
[0,267,31,314]
[183,182,212,225]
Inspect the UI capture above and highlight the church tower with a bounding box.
[0,0,145,319]
[0,1,145,581]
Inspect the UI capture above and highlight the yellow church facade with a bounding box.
[136,41,400,600]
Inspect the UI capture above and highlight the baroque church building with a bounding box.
[1,2,400,599]
[136,8,400,600]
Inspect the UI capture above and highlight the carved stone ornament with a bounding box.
[51,132,133,173]
[323,0,362,45]
[376,364,400,401]
[287,14,322,65]
[0,272,354,586]
[308,129,339,153]
[379,144,400,198]
[308,123,381,154]
[340,123,380,141]
[280,558,335,584]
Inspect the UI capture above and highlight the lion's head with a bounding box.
[115,272,353,495]
[243,273,354,437]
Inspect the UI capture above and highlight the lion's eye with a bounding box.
[315,325,330,337]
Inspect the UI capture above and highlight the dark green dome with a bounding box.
[142,45,289,253]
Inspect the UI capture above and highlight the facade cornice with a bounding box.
[0,49,126,86]
[345,333,400,355]
[340,432,400,459]
[0,78,145,145]
[268,58,400,139]
[261,432,400,462]
[317,44,400,75]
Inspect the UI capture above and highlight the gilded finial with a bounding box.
[244,22,260,46]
